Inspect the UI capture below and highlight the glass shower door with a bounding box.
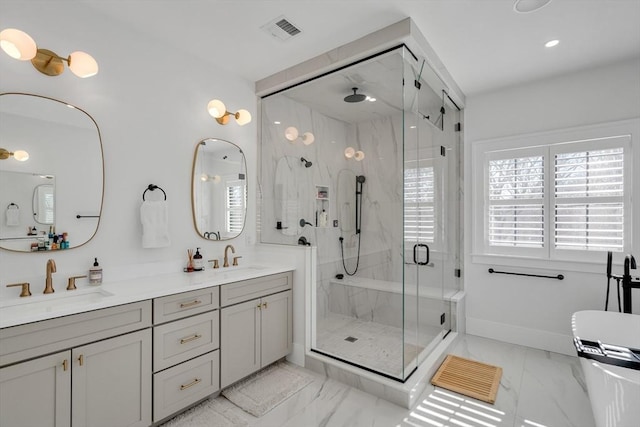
[402,55,450,379]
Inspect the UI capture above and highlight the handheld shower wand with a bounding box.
[341,174,366,276]
[355,175,365,234]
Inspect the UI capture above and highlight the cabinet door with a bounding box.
[220,299,260,388]
[261,290,293,367]
[0,351,71,427]
[72,329,151,427]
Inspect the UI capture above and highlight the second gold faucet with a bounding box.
[45,259,56,294]
[223,245,235,268]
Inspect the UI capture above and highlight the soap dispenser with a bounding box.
[193,248,204,271]
[89,257,103,284]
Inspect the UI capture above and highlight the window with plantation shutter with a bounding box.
[488,156,544,248]
[553,144,625,252]
[404,164,435,243]
[225,180,246,234]
[474,124,633,263]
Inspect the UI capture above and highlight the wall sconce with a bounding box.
[0,28,98,78]
[200,174,221,183]
[0,148,29,161]
[207,99,251,126]
[284,126,315,145]
[344,147,365,161]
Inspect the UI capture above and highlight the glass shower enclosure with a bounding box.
[259,45,460,382]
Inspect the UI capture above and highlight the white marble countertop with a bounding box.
[0,264,295,329]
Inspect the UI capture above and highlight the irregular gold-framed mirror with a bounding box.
[191,138,247,240]
[0,93,104,252]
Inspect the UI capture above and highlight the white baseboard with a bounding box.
[466,317,576,356]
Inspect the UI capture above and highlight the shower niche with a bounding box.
[259,42,461,386]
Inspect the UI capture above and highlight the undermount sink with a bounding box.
[190,264,269,285]
[215,265,267,276]
[0,287,114,317]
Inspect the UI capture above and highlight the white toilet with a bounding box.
[572,310,640,427]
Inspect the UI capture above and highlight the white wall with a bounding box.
[0,3,263,288]
[464,58,640,355]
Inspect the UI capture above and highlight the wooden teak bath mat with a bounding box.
[431,354,502,404]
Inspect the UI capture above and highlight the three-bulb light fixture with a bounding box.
[344,147,365,161]
[0,148,29,162]
[284,126,315,145]
[0,28,98,78]
[207,99,251,126]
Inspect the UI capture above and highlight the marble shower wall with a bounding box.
[260,94,406,313]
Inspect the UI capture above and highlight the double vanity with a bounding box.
[0,264,294,427]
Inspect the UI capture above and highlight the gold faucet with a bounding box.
[223,245,235,268]
[44,259,56,294]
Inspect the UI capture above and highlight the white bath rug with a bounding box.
[222,361,315,417]
[160,396,248,427]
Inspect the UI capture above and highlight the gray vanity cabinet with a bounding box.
[72,329,151,427]
[0,302,152,427]
[152,287,220,423]
[0,351,71,427]
[220,272,293,388]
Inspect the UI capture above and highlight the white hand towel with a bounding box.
[5,206,19,227]
[140,200,170,248]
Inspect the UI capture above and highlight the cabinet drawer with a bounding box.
[153,350,219,422]
[153,288,219,324]
[0,301,151,367]
[220,272,292,307]
[153,310,219,372]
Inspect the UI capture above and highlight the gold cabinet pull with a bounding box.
[257,303,262,310]
[62,359,68,371]
[180,378,201,390]
[78,354,84,366]
[262,302,268,309]
[179,334,202,344]
[180,300,202,309]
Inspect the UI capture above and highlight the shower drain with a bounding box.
[344,336,358,343]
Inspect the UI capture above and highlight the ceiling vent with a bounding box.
[261,15,302,41]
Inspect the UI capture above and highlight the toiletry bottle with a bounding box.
[193,248,204,271]
[89,258,103,284]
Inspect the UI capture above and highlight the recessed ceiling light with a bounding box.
[513,0,552,13]
[274,121,281,125]
[545,39,559,48]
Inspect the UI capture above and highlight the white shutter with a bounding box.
[404,166,435,242]
[487,156,544,248]
[225,180,246,234]
[554,147,624,251]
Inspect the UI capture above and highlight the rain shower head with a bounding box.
[300,157,312,168]
[344,87,366,103]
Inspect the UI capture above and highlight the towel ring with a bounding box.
[142,184,167,201]
[7,203,19,209]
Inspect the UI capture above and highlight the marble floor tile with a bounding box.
[514,348,594,427]
[161,334,596,427]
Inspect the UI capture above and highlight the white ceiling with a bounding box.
[84,0,640,97]
[1,1,639,98]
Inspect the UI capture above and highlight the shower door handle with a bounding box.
[413,244,430,266]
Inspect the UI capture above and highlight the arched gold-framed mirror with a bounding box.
[191,138,247,241]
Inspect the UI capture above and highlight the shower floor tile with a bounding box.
[315,313,440,378]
